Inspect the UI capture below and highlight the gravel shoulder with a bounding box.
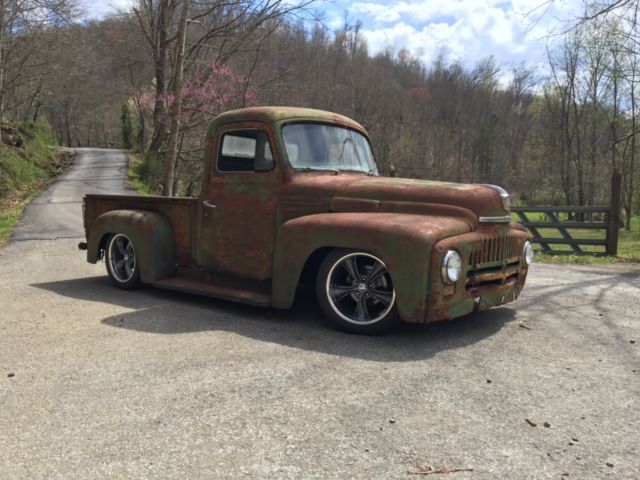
[1,238,639,479]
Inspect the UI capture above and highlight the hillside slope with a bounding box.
[0,120,73,243]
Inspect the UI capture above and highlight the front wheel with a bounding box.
[105,233,141,289]
[316,249,400,334]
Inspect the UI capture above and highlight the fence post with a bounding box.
[606,172,622,256]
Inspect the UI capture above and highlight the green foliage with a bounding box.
[136,122,145,153]
[121,103,134,150]
[127,153,162,196]
[0,119,64,243]
[19,117,56,147]
[0,197,32,244]
[0,119,54,198]
[20,119,39,139]
[514,187,573,208]
[0,147,46,198]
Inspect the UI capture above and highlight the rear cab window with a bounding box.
[218,129,274,172]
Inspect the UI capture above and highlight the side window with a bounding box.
[218,130,274,172]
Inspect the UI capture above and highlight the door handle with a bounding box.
[203,200,216,209]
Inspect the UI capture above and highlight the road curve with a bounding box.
[10,148,136,241]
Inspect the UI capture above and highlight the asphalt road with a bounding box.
[11,148,136,241]
[1,149,639,479]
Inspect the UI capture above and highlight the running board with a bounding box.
[151,276,271,307]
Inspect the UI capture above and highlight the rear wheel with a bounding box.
[316,249,400,334]
[105,233,140,289]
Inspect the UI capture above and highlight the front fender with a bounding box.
[271,212,471,322]
[87,209,176,283]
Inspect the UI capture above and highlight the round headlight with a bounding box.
[523,241,534,265]
[441,250,462,283]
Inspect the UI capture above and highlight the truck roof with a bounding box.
[212,106,367,134]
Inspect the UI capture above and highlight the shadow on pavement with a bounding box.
[32,276,516,362]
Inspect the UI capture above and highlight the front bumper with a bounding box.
[424,225,530,323]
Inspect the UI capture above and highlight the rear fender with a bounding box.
[87,209,176,283]
[271,212,470,322]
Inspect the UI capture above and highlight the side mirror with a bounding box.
[254,131,275,172]
[389,164,397,177]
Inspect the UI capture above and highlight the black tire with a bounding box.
[105,233,141,289]
[316,249,400,334]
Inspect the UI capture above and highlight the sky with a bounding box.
[325,0,585,73]
[82,0,584,74]
[82,0,135,18]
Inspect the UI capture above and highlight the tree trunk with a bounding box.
[162,0,191,197]
[627,81,637,231]
[32,101,41,122]
[64,103,72,147]
[0,0,5,123]
[148,0,170,156]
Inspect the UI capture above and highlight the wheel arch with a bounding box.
[297,246,333,286]
[97,232,113,258]
[270,213,457,322]
[86,209,177,283]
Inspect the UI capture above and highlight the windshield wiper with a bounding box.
[296,167,340,174]
[366,168,379,176]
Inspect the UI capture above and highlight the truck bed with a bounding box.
[83,194,198,266]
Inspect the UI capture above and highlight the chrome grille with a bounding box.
[469,235,518,266]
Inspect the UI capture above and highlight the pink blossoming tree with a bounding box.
[132,59,256,195]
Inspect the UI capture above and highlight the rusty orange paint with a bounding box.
[82,106,531,327]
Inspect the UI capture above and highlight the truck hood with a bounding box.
[282,174,508,227]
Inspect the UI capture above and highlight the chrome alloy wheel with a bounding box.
[326,252,396,326]
[108,234,137,283]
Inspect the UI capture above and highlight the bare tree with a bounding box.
[163,0,190,196]
[0,0,77,122]
[132,0,315,196]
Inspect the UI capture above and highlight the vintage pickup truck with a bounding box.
[80,106,533,334]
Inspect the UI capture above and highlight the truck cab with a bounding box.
[82,106,533,334]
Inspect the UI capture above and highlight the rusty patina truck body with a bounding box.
[81,107,533,333]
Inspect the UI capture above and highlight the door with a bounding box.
[197,123,280,280]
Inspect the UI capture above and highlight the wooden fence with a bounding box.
[511,173,622,256]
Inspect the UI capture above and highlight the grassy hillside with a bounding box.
[0,119,73,244]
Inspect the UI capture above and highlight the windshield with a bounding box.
[282,123,378,173]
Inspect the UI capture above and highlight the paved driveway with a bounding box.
[1,149,638,479]
[1,240,638,479]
